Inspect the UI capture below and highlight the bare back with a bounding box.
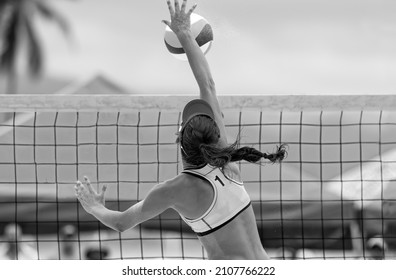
[199,206,269,260]
[173,164,270,260]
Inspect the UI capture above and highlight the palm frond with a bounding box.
[0,0,10,8]
[0,7,19,72]
[0,0,72,93]
[35,0,70,36]
[22,13,43,77]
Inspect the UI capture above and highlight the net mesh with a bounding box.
[0,95,395,260]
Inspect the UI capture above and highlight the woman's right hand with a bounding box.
[162,0,197,36]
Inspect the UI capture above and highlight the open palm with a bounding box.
[162,0,197,35]
[75,177,107,214]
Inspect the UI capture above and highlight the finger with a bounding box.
[181,0,187,12]
[74,183,81,194]
[84,176,95,193]
[162,20,171,27]
[74,188,81,198]
[101,184,107,195]
[75,181,83,190]
[166,0,174,17]
[100,185,107,201]
[174,0,180,12]
[187,3,197,16]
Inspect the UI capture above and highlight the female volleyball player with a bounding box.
[75,0,286,260]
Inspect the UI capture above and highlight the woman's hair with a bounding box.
[178,115,287,168]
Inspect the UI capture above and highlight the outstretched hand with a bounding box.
[75,176,107,214]
[162,0,197,35]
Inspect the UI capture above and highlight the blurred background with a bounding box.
[0,0,395,95]
[0,0,395,260]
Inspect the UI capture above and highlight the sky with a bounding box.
[33,0,396,95]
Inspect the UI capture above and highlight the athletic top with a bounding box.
[180,164,251,236]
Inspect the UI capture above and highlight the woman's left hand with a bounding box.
[75,176,107,214]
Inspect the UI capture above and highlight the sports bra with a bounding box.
[180,164,251,236]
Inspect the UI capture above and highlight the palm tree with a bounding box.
[0,0,70,94]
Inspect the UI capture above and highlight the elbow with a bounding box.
[114,221,127,233]
[114,217,135,233]
[114,224,123,233]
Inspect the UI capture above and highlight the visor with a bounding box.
[180,99,215,131]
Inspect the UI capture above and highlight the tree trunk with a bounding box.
[6,67,17,94]
[0,69,17,123]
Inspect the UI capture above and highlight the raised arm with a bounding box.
[163,0,228,146]
[75,177,177,232]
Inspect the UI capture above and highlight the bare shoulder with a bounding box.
[223,162,243,182]
[161,174,189,189]
[155,174,191,200]
[140,174,190,212]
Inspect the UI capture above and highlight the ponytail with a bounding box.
[179,114,287,168]
[199,142,287,168]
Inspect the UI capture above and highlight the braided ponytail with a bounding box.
[199,142,287,168]
[199,143,233,168]
[180,115,287,168]
[231,145,287,163]
[262,144,287,163]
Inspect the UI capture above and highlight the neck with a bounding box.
[182,160,195,170]
[182,159,206,170]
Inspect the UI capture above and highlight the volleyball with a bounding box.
[164,13,213,60]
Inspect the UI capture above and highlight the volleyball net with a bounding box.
[0,94,395,260]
